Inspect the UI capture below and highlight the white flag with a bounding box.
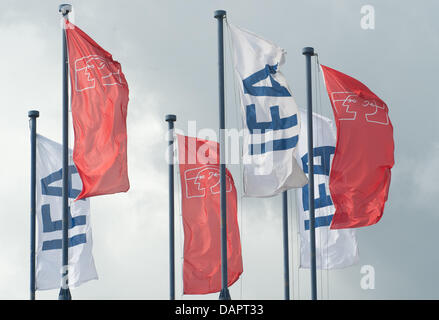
[229,23,307,197]
[296,110,359,269]
[36,134,98,290]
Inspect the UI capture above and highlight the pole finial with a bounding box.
[302,47,315,56]
[165,114,177,122]
[59,4,72,16]
[214,10,226,19]
[28,110,39,118]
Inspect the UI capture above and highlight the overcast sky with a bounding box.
[1,0,438,300]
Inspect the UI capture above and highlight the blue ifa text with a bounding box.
[301,146,335,230]
[243,64,299,155]
[40,165,87,251]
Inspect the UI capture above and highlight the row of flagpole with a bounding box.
[28,4,394,300]
[28,5,320,300]
[164,10,318,300]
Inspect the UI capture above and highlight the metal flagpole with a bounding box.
[214,9,231,300]
[282,191,290,300]
[58,3,72,300]
[166,114,177,300]
[302,47,317,300]
[28,110,39,300]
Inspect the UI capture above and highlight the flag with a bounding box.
[296,110,359,269]
[65,20,129,200]
[35,134,97,290]
[177,134,243,294]
[320,65,394,229]
[229,23,307,197]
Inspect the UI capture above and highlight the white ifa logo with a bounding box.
[74,55,124,92]
[330,92,389,125]
[184,165,232,199]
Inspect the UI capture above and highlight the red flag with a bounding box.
[65,20,129,200]
[321,65,394,229]
[177,135,243,294]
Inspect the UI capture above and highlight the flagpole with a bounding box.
[214,9,231,300]
[302,47,317,300]
[166,114,177,300]
[282,191,290,300]
[58,3,72,301]
[28,110,39,300]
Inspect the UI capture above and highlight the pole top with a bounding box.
[302,47,315,56]
[28,110,39,118]
[59,4,72,16]
[214,10,227,19]
[165,114,177,122]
